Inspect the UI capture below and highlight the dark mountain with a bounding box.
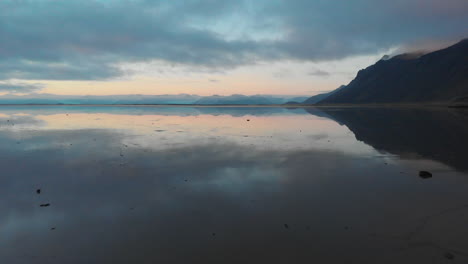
[320,39,468,104]
[284,101,301,105]
[303,85,345,104]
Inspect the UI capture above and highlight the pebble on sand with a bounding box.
[419,171,433,179]
[444,252,454,260]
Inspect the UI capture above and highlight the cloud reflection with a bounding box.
[0,106,467,263]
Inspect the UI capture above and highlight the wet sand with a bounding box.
[0,106,467,263]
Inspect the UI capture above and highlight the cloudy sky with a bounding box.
[1,0,467,96]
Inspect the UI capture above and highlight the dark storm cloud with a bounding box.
[0,0,467,81]
[270,0,468,60]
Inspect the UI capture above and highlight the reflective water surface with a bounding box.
[1,106,467,264]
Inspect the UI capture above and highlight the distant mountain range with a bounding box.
[0,94,309,105]
[194,94,308,105]
[305,38,468,104]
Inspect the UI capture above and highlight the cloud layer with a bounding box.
[0,82,44,93]
[0,0,467,82]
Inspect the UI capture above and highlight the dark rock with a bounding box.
[40,203,50,207]
[444,252,454,260]
[419,171,433,179]
[247,119,250,121]
[36,189,41,194]
[51,227,56,230]
[284,224,289,229]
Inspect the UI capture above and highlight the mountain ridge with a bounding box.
[310,39,468,104]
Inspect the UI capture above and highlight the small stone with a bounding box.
[419,171,432,179]
[284,224,289,229]
[36,189,41,194]
[444,252,454,260]
[40,203,50,207]
[51,227,56,230]
[246,119,250,122]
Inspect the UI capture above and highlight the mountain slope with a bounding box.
[320,39,468,104]
[303,85,345,104]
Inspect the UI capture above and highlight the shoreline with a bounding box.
[0,103,464,108]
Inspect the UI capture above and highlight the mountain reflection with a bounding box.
[316,107,468,172]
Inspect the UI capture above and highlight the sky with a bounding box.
[0,0,467,97]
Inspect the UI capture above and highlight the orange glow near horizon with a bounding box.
[37,77,340,96]
[20,53,387,97]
